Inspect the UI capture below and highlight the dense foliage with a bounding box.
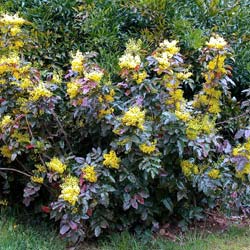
[0,13,250,244]
[1,0,249,90]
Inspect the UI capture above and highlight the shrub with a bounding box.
[0,13,249,243]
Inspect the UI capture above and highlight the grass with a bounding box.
[0,208,66,250]
[98,227,250,250]
[1,207,250,250]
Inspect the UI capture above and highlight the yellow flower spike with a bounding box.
[59,176,80,206]
[46,157,67,174]
[0,14,25,26]
[82,165,97,183]
[139,141,157,154]
[67,81,80,99]
[31,176,44,184]
[208,169,220,179]
[181,160,199,177]
[0,115,12,129]
[71,50,84,73]
[85,70,104,83]
[0,145,12,158]
[29,83,52,101]
[103,150,121,169]
[206,35,227,50]
[119,53,141,70]
[121,106,145,130]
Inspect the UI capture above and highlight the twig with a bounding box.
[51,110,73,152]
[216,110,250,125]
[0,168,31,178]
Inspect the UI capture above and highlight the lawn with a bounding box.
[1,208,250,250]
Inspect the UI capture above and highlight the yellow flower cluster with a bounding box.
[159,39,180,56]
[206,35,227,50]
[193,87,222,114]
[175,110,190,122]
[103,150,121,169]
[0,145,12,158]
[208,169,220,179]
[176,72,192,80]
[104,89,115,102]
[139,141,156,154]
[119,53,141,69]
[153,40,180,71]
[35,164,47,173]
[46,157,67,174]
[133,71,147,84]
[98,108,114,118]
[82,165,97,182]
[67,81,79,99]
[29,83,52,101]
[31,176,44,184]
[0,53,20,75]
[71,50,84,73]
[11,131,30,143]
[0,14,25,26]
[165,84,185,111]
[121,106,145,130]
[0,115,12,130]
[59,176,80,206]
[181,160,199,177]
[154,52,171,70]
[232,139,250,179]
[85,70,103,83]
[186,115,215,140]
[0,199,8,206]
[207,55,227,74]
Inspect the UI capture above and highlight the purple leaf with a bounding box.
[60,224,70,235]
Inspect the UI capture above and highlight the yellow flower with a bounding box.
[104,89,115,102]
[29,83,52,101]
[121,106,145,130]
[139,141,156,154]
[159,39,180,56]
[0,199,8,206]
[0,145,12,158]
[208,169,220,179]
[206,35,227,49]
[98,108,114,118]
[0,14,25,26]
[35,164,47,173]
[11,131,30,143]
[0,115,12,129]
[20,78,32,89]
[181,160,199,177]
[175,110,190,122]
[85,70,103,83]
[71,50,84,73]
[82,165,97,182]
[31,176,44,184]
[133,71,147,84]
[154,52,171,70]
[10,26,21,36]
[103,150,121,169]
[186,115,215,140]
[46,157,67,174]
[59,176,80,206]
[67,81,79,99]
[119,53,141,69]
[176,72,192,80]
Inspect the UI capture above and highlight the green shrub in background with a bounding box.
[1,0,249,96]
[1,13,250,244]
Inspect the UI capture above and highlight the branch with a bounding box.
[0,168,31,178]
[51,111,73,152]
[216,110,250,125]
